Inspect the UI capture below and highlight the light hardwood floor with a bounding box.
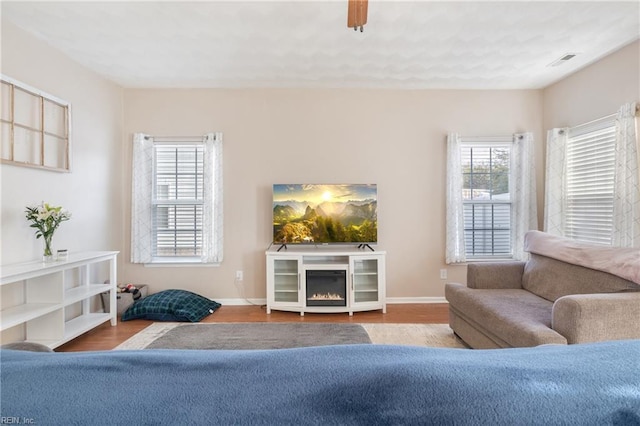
[56,303,449,352]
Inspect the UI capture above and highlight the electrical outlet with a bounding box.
[236,270,243,281]
[440,269,448,280]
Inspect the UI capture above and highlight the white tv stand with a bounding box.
[0,251,118,349]
[266,247,386,316]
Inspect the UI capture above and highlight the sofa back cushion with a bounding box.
[522,254,640,302]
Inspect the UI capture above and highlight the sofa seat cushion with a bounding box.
[446,283,567,347]
[522,254,639,302]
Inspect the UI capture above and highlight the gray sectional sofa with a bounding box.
[446,231,640,349]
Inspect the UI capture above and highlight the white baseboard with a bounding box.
[216,298,267,306]
[386,297,447,304]
[216,297,447,306]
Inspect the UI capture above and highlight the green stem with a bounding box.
[43,234,53,257]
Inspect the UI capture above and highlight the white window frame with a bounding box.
[460,137,513,260]
[131,133,223,266]
[448,132,536,264]
[152,141,205,263]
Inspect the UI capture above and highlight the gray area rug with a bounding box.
[146,323,371,350]
[115,322,467,350]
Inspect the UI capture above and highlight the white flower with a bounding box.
[58,209,72,220]
[25,202,71,240]
[37,209,53,221]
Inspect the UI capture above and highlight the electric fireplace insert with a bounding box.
[306,270,347,307]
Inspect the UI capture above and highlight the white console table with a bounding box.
[0,251,118,349]
[266,248,386,316]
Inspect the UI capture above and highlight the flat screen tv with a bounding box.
[273,184,377,246]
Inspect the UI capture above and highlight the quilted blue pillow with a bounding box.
[122,289,221,322]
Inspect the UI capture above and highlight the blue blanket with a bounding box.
[1,340,639,425]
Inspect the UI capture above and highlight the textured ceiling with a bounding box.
[2,1,639,90]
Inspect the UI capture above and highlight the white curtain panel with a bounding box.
[202,132,224,263]
[511,132,538,260]
[445,133,466,264]
[131,133,154,263]
[543,128,568,236]
[613,102,639,248]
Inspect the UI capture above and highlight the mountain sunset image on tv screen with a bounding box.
[273,184,377,244]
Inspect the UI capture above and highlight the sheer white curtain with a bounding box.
[445,133,465,263]
[202,132,224,263]
[613,102,639,247]
[543,128,568,236]
[131,132,224,264]
[131,133,154,263]
[545,103,639,247]
[446,132,537,263]
[511,132,538,260]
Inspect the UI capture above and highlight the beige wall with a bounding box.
[122,89,543,301]
[0,21,124,266]
[4,19,636,304]
[543,40,640,129]
[541,40,639,233]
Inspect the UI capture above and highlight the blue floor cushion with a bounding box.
[122,289,221,322]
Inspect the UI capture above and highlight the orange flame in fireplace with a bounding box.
[308,292,345,301]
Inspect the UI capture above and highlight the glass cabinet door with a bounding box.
[351,258,380,304]
[273,259,300,304]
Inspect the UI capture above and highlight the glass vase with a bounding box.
[42,235,54,263]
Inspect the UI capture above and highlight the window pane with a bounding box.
[1,122,11,160]
[153,143,206,258]
[14,126,40,164]
[461,142,512,258]
[1,82,11,121]
[44,99,67,137]
[155,145,204,201]
[153,204,203,257]
[565,123,615,245]
[14,88,41,129]
[462,146,510,201]
[463,203,511,256]
[43,134,67,169]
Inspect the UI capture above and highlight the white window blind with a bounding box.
[565,118,616,245]
[153,144,204,258]
[461,139,512,258]
[131,132,223,265]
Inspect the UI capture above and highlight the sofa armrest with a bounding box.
[552,292,640,344]
[466,262,525,289]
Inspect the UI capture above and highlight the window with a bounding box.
[446,133,536,264]
[153,144,204,258]
[131,133,223,265]
[461,141,512,257]
[545,102,639,248]
[1,75,71,172]
[565,118,616,245]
